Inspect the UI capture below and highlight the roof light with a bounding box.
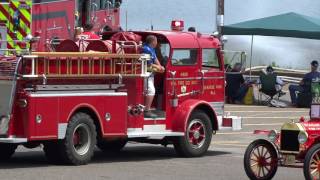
[171,20,184,31]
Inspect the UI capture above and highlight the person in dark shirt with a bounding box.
[226,63,248,103]
[289,60,320,105]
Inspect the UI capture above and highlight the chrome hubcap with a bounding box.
[72,124,91,156]
[187,119,206,149]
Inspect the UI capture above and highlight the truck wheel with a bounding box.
[173,110,212,157]
[60,112,97,165]
[304,143,320,180]
[0,143,17,160]
[244,139,278,180]
[97,139,127,152]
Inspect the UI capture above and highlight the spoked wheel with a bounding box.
[173,110,212,157]
[304,144,320,180]
[244,139,278,180]
[187,120,206,149]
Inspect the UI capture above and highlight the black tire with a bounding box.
[303,143,320,180]
[97,139,127,152]
[58,112,96,165]
[244,139,278,180]
[0,143,17,161]
[173,110,212,157]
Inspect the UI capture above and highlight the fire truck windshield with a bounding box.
[202,48,220,68]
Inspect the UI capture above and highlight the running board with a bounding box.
[0,137,27,143]
[127,126,184,138]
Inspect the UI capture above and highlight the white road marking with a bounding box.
[243,123,284,126]
[214,141,243,144]
[214,143,248,147]
[217,131,253,135]
[226,105,270,108]
[227,111,308,113]
[241,116,307,119]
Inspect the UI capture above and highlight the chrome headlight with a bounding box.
[298,131,308,144]
[268,130,277,142]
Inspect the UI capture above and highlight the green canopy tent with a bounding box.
[223,12,320,75]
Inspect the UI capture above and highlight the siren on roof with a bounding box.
[171,20,184,31]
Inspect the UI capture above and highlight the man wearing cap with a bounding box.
[289,60,320,105]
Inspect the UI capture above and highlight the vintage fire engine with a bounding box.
[0,18,225,165]
[0,0,121,52]
[244,81,320,180]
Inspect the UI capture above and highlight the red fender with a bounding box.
[66,103,105,135]
[171,99,218,132]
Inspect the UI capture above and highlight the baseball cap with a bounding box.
[311,60,319,67]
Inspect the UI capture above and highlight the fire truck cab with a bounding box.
[0,23,224,165]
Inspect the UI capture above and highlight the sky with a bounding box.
[120,0,320,69]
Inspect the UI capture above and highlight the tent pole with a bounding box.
[249,35,254,80]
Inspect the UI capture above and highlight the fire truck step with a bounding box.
[144,110,166,119]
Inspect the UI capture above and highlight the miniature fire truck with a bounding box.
[0,0,121,52]
[0,18,225,165]
[244,81,320,180]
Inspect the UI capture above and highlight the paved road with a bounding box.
[0,105,310,180]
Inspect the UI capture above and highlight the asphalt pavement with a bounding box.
[0,104,310,180]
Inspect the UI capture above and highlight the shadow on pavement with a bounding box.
[0,145,231,169]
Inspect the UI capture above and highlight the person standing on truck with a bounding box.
[289,60,320,106]
[81,24,100,40]
[142,35,165,117]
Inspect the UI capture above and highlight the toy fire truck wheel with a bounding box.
[173,110,212,157]
[0,143,17,160]
[303,143,320,180]
[97,139,127,152]
[60,112,97,165]
[244,139,278,180]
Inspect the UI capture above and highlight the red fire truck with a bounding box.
[0,0,121,52]
[0,2,225,165]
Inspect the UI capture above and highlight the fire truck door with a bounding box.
[167,48,200,102]
[200,48,224,115]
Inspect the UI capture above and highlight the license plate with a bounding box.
[283,155,296,165]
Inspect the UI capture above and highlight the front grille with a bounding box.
[280,130,300,152]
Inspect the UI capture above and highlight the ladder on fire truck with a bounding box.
[0,51,150,92]
[24,52,150,78]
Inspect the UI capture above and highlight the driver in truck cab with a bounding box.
[142,35,165,117]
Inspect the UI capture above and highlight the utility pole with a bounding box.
[217,0,225,45]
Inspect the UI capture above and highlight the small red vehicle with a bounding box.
[0,19,225,165]
[244,82,320,180]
